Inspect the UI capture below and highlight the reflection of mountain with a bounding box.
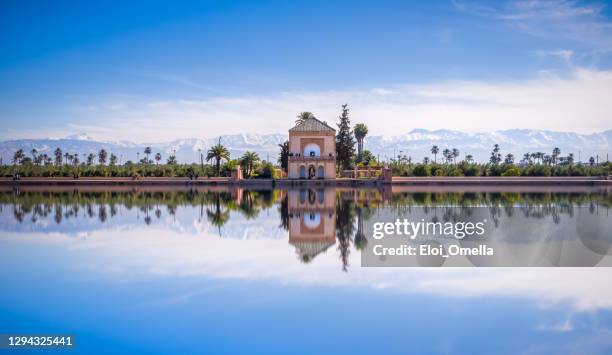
[2,187,612,268]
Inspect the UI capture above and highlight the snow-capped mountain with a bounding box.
[1,129,611,164]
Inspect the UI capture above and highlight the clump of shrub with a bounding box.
[412,164,431,177]
[501,166,521,176]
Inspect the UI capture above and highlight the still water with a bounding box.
[1,186,612,354]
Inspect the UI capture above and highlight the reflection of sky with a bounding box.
[2,203,612,354]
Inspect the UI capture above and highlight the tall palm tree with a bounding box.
[12,149,25,165]
[465,154,474,163]
[155,152,162,165]
[452,148,460,165]
[552,147,560,165]
[206,139,231,176]
[98,149,107,165]
[240,151,260,178]
[144,147,152,164]
[353,123,369,158]
[295,111,315,125]
[442,148,452,164]
[431,145,439,163]
[54,148,63,166]
[31,148,38,165]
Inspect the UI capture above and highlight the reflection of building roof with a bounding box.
[290,240,335,262]
[289,117,335,132]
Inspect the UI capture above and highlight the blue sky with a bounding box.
[1,0,612,142]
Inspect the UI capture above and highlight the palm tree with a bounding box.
[206,138,231,176]
[423,157,430,164]
[109,154,117,166]
[552,147,561,165]
[490,144,501,165]
[31,148,38,165]
[54,148,63,166]
[144,147,152,164]
[353,123,369,159]
[523,152,531,165]
[98,149,107,165]
[155,153,162,165]
[295,111,315,125]
[12,149,25,165]
[442,148,451,164]
[240,151,260,178]
[452,148,460,164]
[504,153,515,165]
[87,153,95,166]
[431,145,439,163]
[589,156,595,166]
[64,152,70,165]
[465,154,474,163]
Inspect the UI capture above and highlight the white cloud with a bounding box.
[41,68,612,142]
[454,0,612,53]
[535,49,575,64]
[4,228,612,313]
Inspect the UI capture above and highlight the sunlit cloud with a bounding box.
[41,68,612,142]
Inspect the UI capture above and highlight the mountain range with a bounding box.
[2,129,611,164]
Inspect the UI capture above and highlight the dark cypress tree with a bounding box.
[335,104,355,171]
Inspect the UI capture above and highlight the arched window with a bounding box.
[317,189,324,203]
[317,166,324,179]
[303,213,321,229]
[303,143,321,157]
[299,165,306,179]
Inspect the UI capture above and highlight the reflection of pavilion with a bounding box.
[288,188,336,263]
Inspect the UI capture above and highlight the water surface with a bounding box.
[1,186,612,354]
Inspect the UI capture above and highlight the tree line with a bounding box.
[5,105,612,178]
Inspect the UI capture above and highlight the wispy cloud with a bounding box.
[43,68,612,142]
[535,49,575,64]
[133,71,218,92]
[3,68,611,142]
[454,1,612,58]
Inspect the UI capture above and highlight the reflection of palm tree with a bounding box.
[239,190,260,219]
[207,195,230,236]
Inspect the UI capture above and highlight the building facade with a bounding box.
[288,117,336,179]
[287,188,336,262]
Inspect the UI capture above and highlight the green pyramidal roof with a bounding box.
[289,117,336,132]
